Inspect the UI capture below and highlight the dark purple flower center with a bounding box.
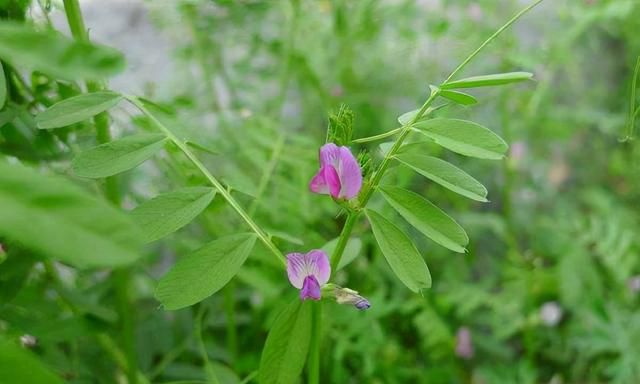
[300,275,321,300]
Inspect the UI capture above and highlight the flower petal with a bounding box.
[323,165,341,198]
[309,168,328,195]
[319,143,341,168]
[286,253,306,289]
[305,249,331,285]
[309,165,340,198]
[355,299,371,310]
[336,146,362,199]
[300,275,321,300]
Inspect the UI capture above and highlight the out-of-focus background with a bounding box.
[2,0,640,383]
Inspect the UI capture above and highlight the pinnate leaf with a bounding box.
[440,72,533,89]
[155,234,257,310]
[379,186,468,253]
[0,161,142,268]
[0,336,65,384]
[0,21,125,81]
[36,92,122,129]
[365,209,431,292]
[439,90,477,105]
[259,299,312,384]
[131,187,216,243]
[73,133,168,178]
[395,153,488,202]
[413,118,508,160]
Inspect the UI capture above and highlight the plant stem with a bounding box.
[351,127,403,144]
[62,2,138,384]
[248,133,286,216]
[442,0,545,84]
[223,281,238,363]
[625,56,640,141]
[308,302,321,384]
[330,212,358,272]
[62,0,119,202]
[125,96,286,266]
[195,304,221,384]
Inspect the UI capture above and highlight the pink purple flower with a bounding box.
[309,143,362,200]
[286,250,331,301]
[455,327,474,359]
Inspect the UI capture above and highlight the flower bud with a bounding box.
[323,284,371,310]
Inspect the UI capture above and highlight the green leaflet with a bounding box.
[413,118,508,160]
[439,89,477,105]
[0,336,65,384]
[259,299,312,384]
[155,234,257,310]
[0,21,125,81]
[379,185,468,253]
[440,72,533,89]
[365,208,431,292]
[72,133,168,178]
[131,187,216,243]
[322,237,363,270]
[0,161,142,268]
[36,92,123,129]
[395,153,488,202]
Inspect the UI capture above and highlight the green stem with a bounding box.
[359,90,441,206]
[63,0,119,201]
[223,281,238,363]
[248,133,286,216]
[308,302,321,384]
[125,96,285,266]
[351,127,403,144]
[62,2,137,384]
[625,56,640,141]
[113,269,136,384]
[330,213,358,272]
[442,0,545,84]
[195,304,221,384]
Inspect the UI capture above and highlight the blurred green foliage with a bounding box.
[1,0,640,383]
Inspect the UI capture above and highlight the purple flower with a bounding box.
[287,250,331,301]
[309,143,362,200]
[455,327,474,359]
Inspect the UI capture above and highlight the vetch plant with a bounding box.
[0,0,544,382]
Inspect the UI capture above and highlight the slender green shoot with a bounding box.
[125,95,286,266]
[624,56,640,141]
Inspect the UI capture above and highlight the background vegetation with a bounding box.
[1,0,640,383]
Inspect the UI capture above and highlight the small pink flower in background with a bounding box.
[467,3,483,22]
[455,327,474,359]
[310,143,362,200]
[287,250,331,301]
[509,141,527,164]
[331,85,344,98]
[627,275,640,294]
